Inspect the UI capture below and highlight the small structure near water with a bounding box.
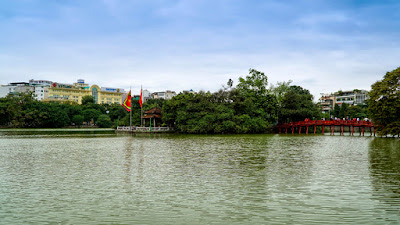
[116,107,173,133]
[277,119,375,136]
[116,126,172,133]
[142,107,162,127]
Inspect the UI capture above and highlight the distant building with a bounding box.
[42,79,125,104]
[142,89,151,102]
[182,89,196,94]
[165,90,176,99]
[152,90,176,100]
[0,82,33,98]
[319,93,336,114]
[334,90,369,106]
[152,92,164,99]
[0,85,9,97]
[29,79,53,101]
[318,89,369,113]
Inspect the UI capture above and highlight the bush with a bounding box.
[97,114,112,128]
[72,115,84,127]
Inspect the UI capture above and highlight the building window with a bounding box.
[92,88,98,103]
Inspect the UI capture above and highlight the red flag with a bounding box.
[122,90,131,111]
[139,88,143,108]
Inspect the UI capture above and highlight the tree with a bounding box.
[339,103,348,119]
[332,103,341,118]
[162,69,278,134]
[227,79,233,89]
[279,85,319,122]
[237,68,269,95]
[97,114,112,128]
[72,115,84,127]
[368,67,400,136]
[82,95,95,105]
[347,105,368,119]
[270,80,293,106]
[83,109,101,124]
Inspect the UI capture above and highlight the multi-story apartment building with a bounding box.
[43,80,124,104]
[152,90,177,100]
[165,90,176,99]
[142,89,151,102]
[318,89,369,113]
[334,90,369,106]
[0,85,9,97]
[318,94,336,114]
[29,79,53,101]
[0,82,34,98]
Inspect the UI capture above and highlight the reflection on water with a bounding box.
[0,131,399,224]
[369,138,400,221]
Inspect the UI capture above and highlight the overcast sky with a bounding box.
[1,0,399,99]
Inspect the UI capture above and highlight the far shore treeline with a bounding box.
[1,68,399,136]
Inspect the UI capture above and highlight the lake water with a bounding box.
[0,130,399,224]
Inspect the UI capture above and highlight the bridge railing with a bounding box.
[116,126,173,132]
[278,120,374,128]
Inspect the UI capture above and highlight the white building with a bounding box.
[152,90,176,100]
[142,89,151,102]
[0,85,12,98]
[165,90,176,99]
[334,90,369,106]
[29,79,53,101]
[0,82,31,98]
[152,92,165,99]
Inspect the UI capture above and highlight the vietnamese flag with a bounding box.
[122,90,131,111]
[139,88,143,108]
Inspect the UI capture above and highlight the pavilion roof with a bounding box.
[144,107,162,115]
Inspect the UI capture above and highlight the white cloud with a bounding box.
[1,0,399,99]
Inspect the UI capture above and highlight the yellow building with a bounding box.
[42,80,124,104]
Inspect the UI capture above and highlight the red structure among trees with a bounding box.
[277,120,375,136]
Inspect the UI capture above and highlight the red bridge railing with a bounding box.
[277,120,375,136]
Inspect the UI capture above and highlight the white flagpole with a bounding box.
[129,86,132,131]
[140,85,143,127]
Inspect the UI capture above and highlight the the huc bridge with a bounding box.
[277,120,375,136]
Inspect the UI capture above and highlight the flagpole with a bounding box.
[130,86,132,131]
[141,85,143,127]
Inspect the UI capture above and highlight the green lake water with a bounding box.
[0,130,399,224]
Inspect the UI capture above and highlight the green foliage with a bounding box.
[339,103,348,118]
[237,68,269,96]
[270,80,293,106]
[82,95,95,105]
[97,114,112,128]
[143,98,165,111]
[331,103,369,120]
[163,69,278,134]
[332,103,341,118]
[347,104,368,119]
[368,67,400,136]
[0,92,129,128]
[0,68,331,133]
[72,115,84,126]
[83,109,101,123]
[227,79,233,88]
[279,85,319,123]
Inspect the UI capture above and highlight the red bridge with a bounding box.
[277,120,375,136]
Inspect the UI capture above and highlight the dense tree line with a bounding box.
[368,67,400,137]
[328,103,369,120]
[162,69,319,133]
[0,69,321,132]
[0,94,128,128]
[2,68,396,134]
